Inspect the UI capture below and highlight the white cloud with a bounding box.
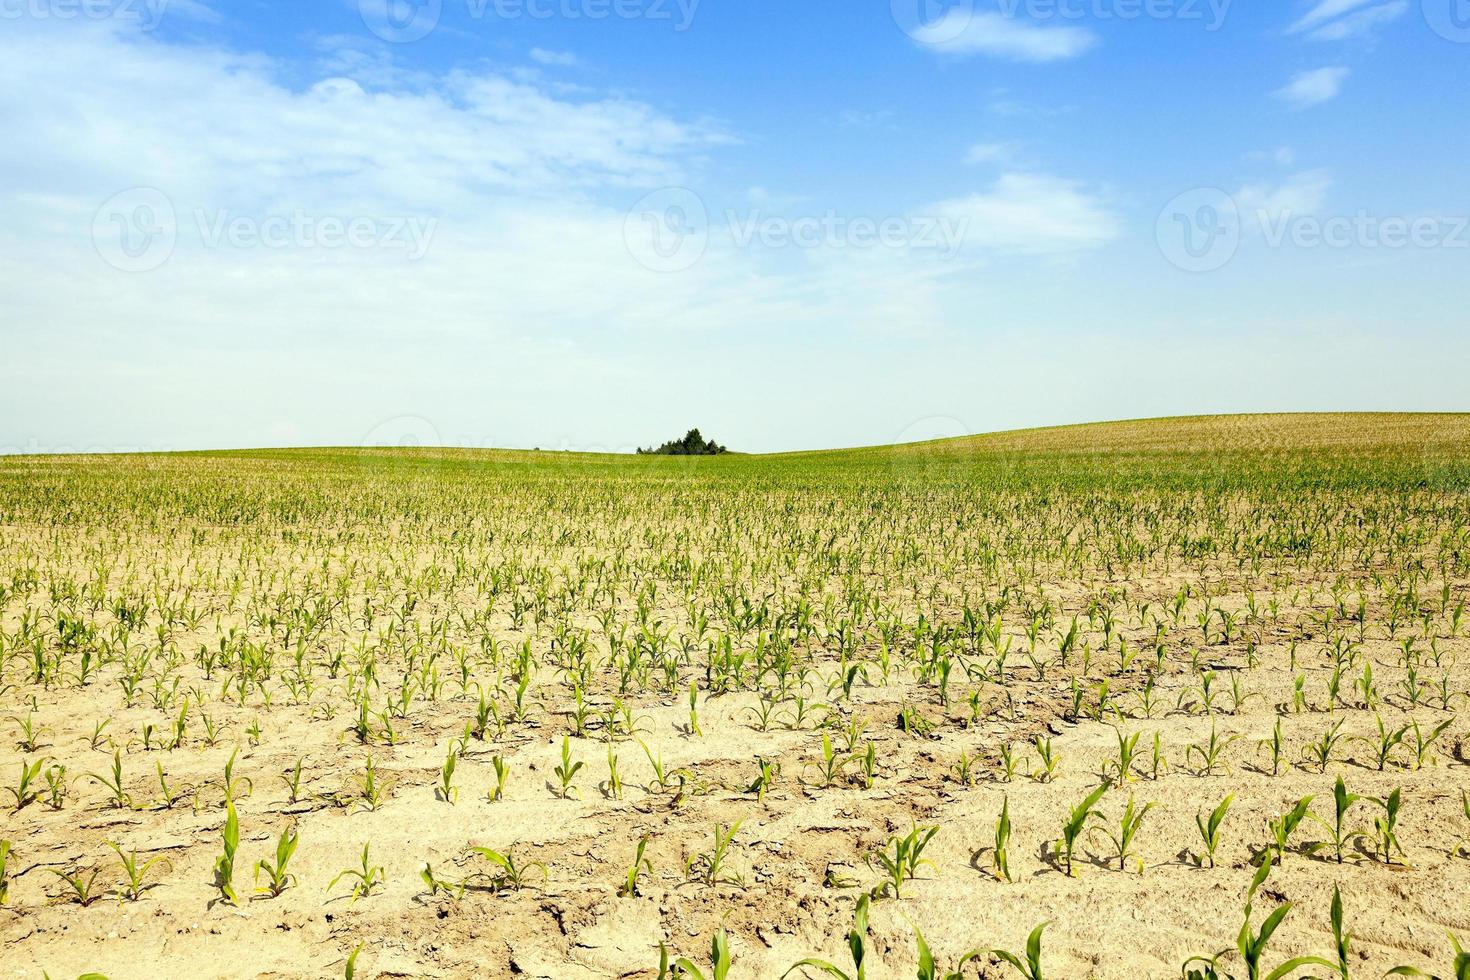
[928,174,1118,252]
[1273,67,1349,108]
[1236,169,1333,227]
[1285,0,1406,37]
[529,48,581,67]
[911,11,1097,62]
[1303,1,1407,39]
[965,142,1020,165]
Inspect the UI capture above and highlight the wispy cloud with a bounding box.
[910,11,1097,63]
[529,48,581,68]
[1286,0,1406,39]
[1236,169,1333,226]
[964,142,1020,165]
[1273,67,1349,108]
[929,174,1118,252]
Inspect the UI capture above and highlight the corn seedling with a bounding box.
[1262,796,1314,865]
[328,843,385,903]
[665,928,733,980]
[1195,794,1234,869]
[436,747,459,803]
[554,736,584,799]
[470,845,547,893]
[0,839,10,905]
[1371,787,1408,865]
[109,843,171,901]
[1032,736,1060,783]
[1407,717,1454,769]
[987,921,1050,980]
[686,821,744,888]
[254,825,299,897]
[1307,777,1364,865]
[419,862,466,899]
[1187,721,1239,777]
[1057,783,1108,876]
[618,836,653,897]
[488,755,509,802]
[86,751,131,810]
[50,865,108,907]
[782,894,869,980]
[214,798,240,904]
[1091,795,1155,874]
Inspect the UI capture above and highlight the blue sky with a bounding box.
[1,0,1466,454]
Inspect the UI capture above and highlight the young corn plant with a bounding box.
[214,799,241,905]
[1057,783,1108,877]
[868,825,938,899]
[1360,715,1409,772]
[618,837,653,898]
[109,843,171,902]
[1031,736,1060,783]
[488,755,509,802]
[664,928,733,980]
[436,747,459,804]
[1257,719,1286,777]
[50,865,108,907]
[0,839,11,905]
[987,921,1050,980]
[1371,787,1408,866]
[255,825,299,897]
[1406,717,1454,770]
[1307,777,1363,865]
[419,863,466,900]
[554,736,584,799]
[686,822,744,888]
[1303,720,1348,774]
[992,795,1013,882]
[807,734,852,789]
[328,844,386,903]
[1262,796,1314,865]
[1188,721,1240,777]
[84,748,132,809]
[8,757,46,810]
[1090,796,1155,874]
[470,845,548,893]
[1195,794,1234,869]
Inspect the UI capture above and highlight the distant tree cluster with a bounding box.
[637,428,729,456]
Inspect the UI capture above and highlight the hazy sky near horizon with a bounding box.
[2,0,1467,454]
